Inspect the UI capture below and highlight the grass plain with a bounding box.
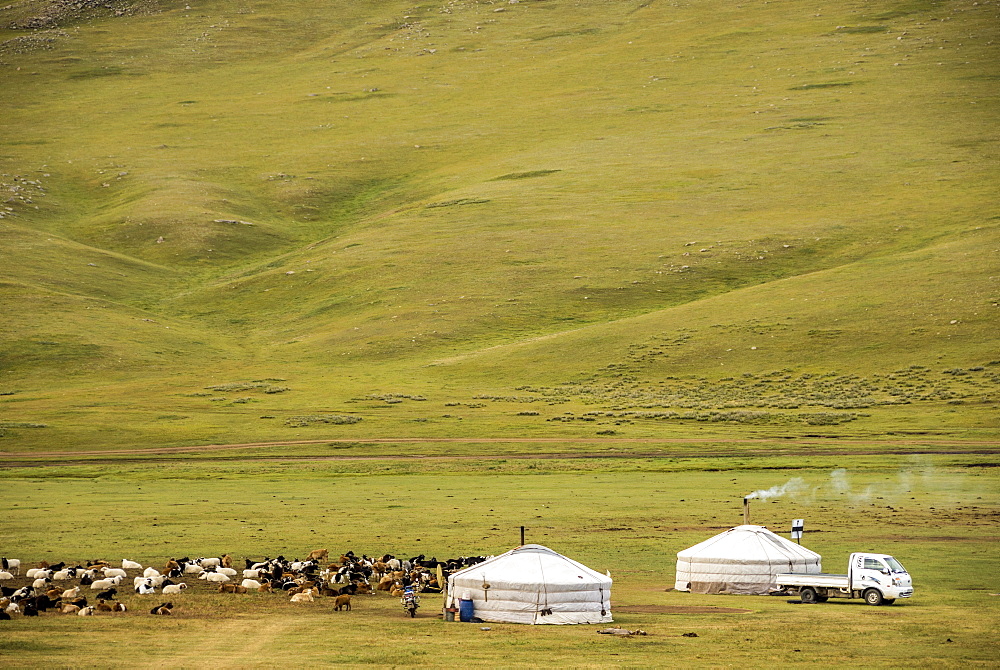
[1,0,999,666]
[1,454,999,667]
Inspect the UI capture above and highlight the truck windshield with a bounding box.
[885,557,906,573]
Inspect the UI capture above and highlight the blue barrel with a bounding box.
[458,599,474,622]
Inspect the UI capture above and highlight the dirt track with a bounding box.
[1,435,999,467]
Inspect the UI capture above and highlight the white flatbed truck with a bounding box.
[776,552,913,606]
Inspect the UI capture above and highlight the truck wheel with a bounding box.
[800,587,818,604]
[882,599,895,606]
[864,588,884,606]
[815,595,829,602]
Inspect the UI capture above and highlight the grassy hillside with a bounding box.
[0,0,997,451]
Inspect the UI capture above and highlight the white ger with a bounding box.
[776,552,914,606]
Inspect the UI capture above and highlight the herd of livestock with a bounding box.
[0,551,488,618]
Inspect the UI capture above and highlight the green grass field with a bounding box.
[1,0,998,665]
[1,455,998,667]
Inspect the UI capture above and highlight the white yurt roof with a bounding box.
[674,525,822,595]
[447,544,612,625]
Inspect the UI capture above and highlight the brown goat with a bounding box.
[334,594,352,611]
[307,549,329,562]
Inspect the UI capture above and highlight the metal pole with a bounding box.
[520,526,525,545]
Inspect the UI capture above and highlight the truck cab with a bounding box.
[849,553,913,605]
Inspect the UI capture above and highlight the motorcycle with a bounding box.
[401,586,420,618]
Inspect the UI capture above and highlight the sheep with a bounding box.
[334,594,352,611]
[102,568,127,579]
[242,569,260,580]
[0,572,13,581]
[135,580,156,595]
[149,575,167,588]
[122,559,143,570]
[90,577,121,590]
[25,568,45,580]
[61,586,81,600]
[183,563,204,575]
[216,567,238,577]
[240,579,262,590]
[202,572,230,583]
[198,557,221,569]
[143,567,161,579]
[77,606,95,616]
[150,602,173,615]
[289,588,315,603]
[51,569,73,581]
[31,578,49,592]
[161,583,187,595]
[1,558,20,576]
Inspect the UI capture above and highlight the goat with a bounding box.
[221,554,233,569]
[61,603,81,614]
[150,602,173,615]
[307,549,329,562]
[1,558,20,576]
[334,594,352,611]
[257,582,273,593]
[95,587,118,601]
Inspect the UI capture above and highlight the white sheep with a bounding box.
[90,577,121,590]
[0,571,13,581]
[149,575,166,587]
[31,578,49,591]
[242,569,260,580]
[102,567,127,579]
[198,557,221,568]
[290,588,316,603]
[183,563,204,575]
[240,579,262,590]
[52,569,74,581]
[216,567,238,577]
[122,559,143,570]
[143,567,161,579]
[61,586,80,600]
[25,568,44,579]
[77,606,94,616]
[203,572,230,583]
[161,583,187,595]
[1,559,19,576]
